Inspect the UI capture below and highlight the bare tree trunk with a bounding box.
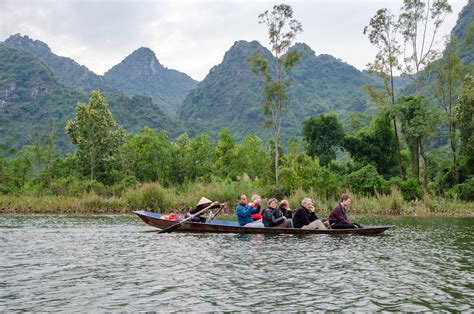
[419,140,428,190]
[390,68,404,179]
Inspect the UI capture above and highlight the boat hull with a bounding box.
[133,211,393,235]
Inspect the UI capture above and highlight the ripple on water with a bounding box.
[0,215,473,311]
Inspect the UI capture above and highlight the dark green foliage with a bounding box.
[345,164,386,195]
[303,113,344,166]
[0,44,184,153]
[104,47,197,113]
[343,109,398,177]
[456,75,474,179]
[448,178,474,201]
[178,40,381,143]
[398,178,423,201]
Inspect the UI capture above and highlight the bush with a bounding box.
[399,178,423,201]
[345,165,386,195]
[448,178,474,201]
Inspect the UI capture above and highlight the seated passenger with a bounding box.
[278,199,293,219]
[185,197,220,223]
[263,198,291,228]
[329,194,363,229]
[236,194,264,227]
[250,194,263,221]
[293,198,330,230]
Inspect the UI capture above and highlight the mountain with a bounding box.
[4,34,108,92]
[0,44,184,152]
[451,0,473,66]
[104,47,197,113]
[177,40,380,142]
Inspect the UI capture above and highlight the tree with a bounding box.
[398,0,452,95]
[343,109,398,177]
[429,37,463,183]
[215,128,239,180]
[65,90,124,181]
[248,4,303,185]
[364,8,404,178]
[302,113,344,167]
[456,74,474,179]
[395,96,441,188]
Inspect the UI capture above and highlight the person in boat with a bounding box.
[329,194,363,229]
[292,198,330,230]
[185,197,221,223]
[236,194,264,227]
[250,194,263,221]
[262,198,292,228]
[278,199,293,219]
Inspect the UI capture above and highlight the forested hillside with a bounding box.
[104,47,197,113]
[178,41,383,142]
[0,44,184,152]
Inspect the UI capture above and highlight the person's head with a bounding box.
[301,197,314,209]
[279,199,289,209]
[238,194,248,203]
[268,198,278,209]
[340,194,351,207]
[251,194,261,203]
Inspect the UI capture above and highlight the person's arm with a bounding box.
[237,204,254,216]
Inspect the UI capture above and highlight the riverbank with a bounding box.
[1,193,473,216]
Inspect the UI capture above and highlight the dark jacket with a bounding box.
[236,203,260,226]
[329,203,352,225]
[292,206,317,229]
[262,207,285,227]
[279,206,293,219]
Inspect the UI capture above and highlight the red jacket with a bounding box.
[250,203,262,220]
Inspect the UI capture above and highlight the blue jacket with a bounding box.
[236,203,260,226]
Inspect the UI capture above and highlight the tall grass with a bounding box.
[1,181,473,215]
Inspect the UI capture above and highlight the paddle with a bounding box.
[207,203,227,222]
[158,201,220,234]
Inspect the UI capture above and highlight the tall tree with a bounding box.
[455,74,474,179]
[395,96,441,188]
[398,0,452,95]
[65,90,124,181]
[248,4,303,185]
[429,37,463,183]
[364,8,404,178]
[302,113,345,167]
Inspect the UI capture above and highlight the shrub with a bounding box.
[448,178,474,201]
[345,164,386,195]
[399,178,423,201]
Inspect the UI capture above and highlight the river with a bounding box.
[0,215,472,311]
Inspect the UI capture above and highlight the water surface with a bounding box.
[0,215,472,311]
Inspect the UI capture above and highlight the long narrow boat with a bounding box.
[134,210,393,235]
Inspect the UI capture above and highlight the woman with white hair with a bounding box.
[292,198,330,229]
[262,198,292,228]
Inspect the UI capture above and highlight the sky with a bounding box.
[0,0,468,81]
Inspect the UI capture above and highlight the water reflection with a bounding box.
[0,215,472,311]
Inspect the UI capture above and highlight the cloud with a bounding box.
[0,0,467,81]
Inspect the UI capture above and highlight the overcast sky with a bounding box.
[0,0,468,81]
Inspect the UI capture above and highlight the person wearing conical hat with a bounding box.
[186,197,220,223]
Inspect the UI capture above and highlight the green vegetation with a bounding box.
[1,2,473,217]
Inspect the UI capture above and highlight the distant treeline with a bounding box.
[0,76,473,207]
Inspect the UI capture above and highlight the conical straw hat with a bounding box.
[196,197,212,206]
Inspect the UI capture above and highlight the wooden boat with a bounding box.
[134,210,394,235]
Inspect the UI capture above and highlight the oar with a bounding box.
[158,201,220,234]
[207,203,227,222]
